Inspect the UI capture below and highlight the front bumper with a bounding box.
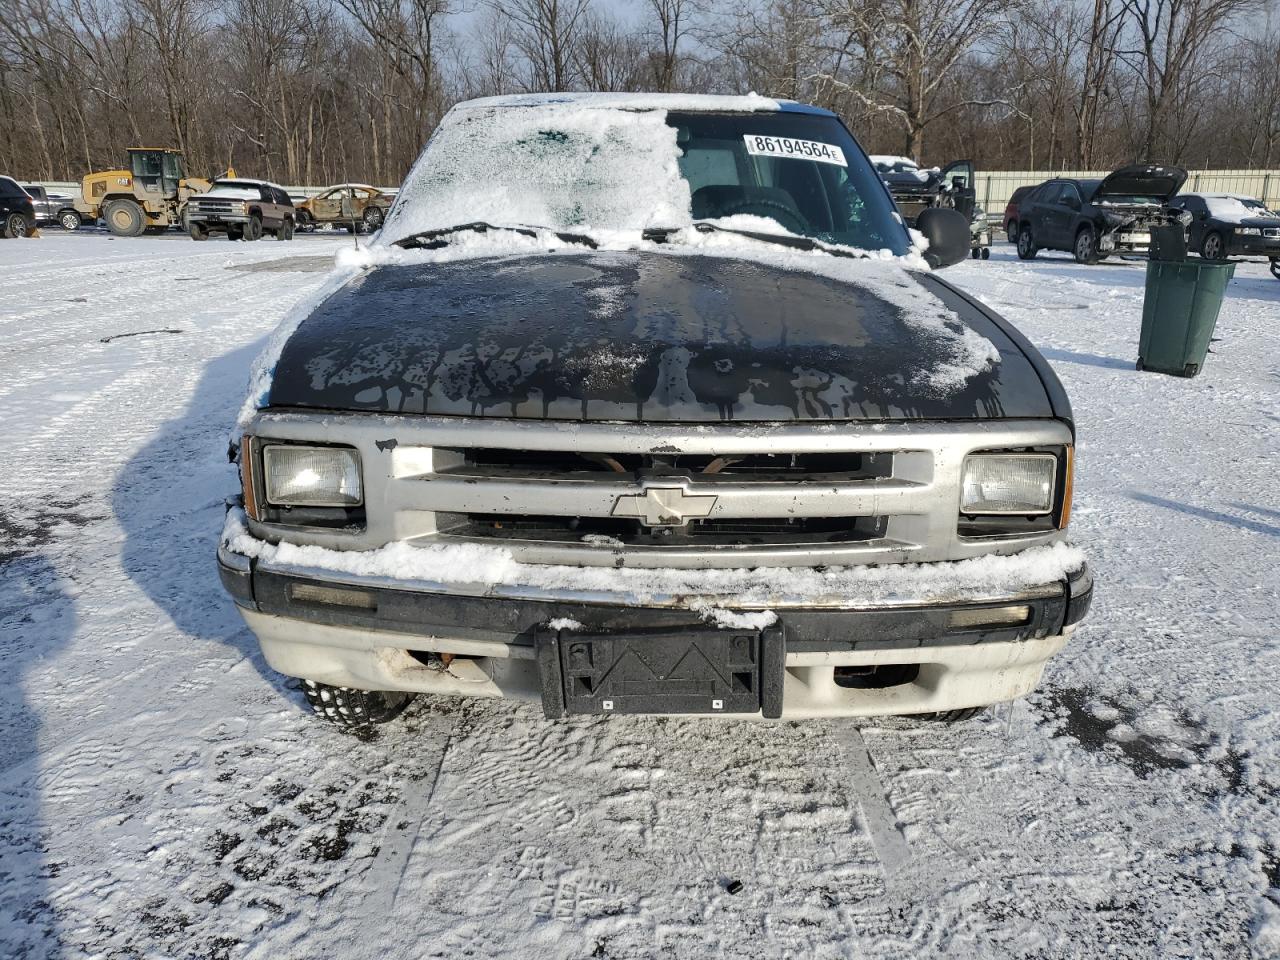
[218,543,1093,719]
[1230,235,1280,257]
[188,213,251,224]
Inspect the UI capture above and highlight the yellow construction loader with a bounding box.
[75,149,233,237]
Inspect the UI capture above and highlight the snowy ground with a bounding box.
[1,232,1278,959]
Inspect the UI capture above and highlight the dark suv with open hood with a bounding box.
[218,93,1091,728]
[1016,164,1188,263]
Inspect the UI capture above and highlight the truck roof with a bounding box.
[452,91,837,118]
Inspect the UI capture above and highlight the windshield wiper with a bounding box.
[394,221,598,250]
[642,222,871,260]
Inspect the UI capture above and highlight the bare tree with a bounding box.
[494,0,593,91]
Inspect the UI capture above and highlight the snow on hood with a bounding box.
[222,507,1084,612]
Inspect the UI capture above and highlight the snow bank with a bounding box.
[222,509,1083,610]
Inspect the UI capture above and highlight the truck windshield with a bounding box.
[384,104,910,256]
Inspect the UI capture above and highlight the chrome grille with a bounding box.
[192,199,243,214]
[246,414,1073,568]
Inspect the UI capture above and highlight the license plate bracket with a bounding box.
[535,625,786,719]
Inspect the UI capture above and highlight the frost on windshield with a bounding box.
[381,104,694,245]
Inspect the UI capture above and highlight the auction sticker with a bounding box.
[743,135,846,166]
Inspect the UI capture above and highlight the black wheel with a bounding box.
[59,210,82,231]
[915,707,987,723]
[1270,259,1279,280]
[302,680,416,728]
[1200,231,1226,261]
[971,247,980,259]
[362,206,384,231]
[1074,226,1099,265]
[276,217,294,240]
[189,222,209,241]
[3,212,29,238]
[243,214,263,241]
[1017,224,1038,260]
[1006,222,1018,244]
[227,226,243,241]
[981,247,990,260]
[104,199,146,237]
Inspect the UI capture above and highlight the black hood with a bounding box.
[881,169,941,197]
[268,250,1057,422]
[1096,164,1187,202]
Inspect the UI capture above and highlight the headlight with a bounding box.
[961,453,1056,515]
[1236,226,1261,236]
[263,444,362,506]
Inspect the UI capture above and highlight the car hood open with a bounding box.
[1096,164,1187,202]
[268,250,1056,422]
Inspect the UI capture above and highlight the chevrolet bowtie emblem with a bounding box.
[611,486,718,527]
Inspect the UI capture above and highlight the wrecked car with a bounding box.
[1015,165,1188,264]
[218,93,1091,726]
[872,155,977,228]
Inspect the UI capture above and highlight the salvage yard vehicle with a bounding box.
[22,185,81,230]
[74,148,216,237]
[1,176,36,238]
[186,179,295,241]
[1016,164,1189,264]
[294,184,393,232]
[1168,193,1280,262]
[218,93,1092,726]
[872,155,977,226]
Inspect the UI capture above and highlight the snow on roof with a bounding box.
[870,155,918,168]
[211,177,289,191]
[454,91,782,113]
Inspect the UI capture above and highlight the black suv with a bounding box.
[1,176,36,238]
[1015,164,1187,264]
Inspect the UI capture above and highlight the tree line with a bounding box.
[2,0,1278,186]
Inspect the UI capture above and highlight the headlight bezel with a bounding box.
[239,436,367,530]
[957,446,1072,540]
[262,442,364,508]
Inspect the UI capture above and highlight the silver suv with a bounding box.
[218,93,1091,727]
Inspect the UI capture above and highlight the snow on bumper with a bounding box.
[218,510,1092,718]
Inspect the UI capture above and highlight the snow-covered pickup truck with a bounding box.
[218,93,1092,726]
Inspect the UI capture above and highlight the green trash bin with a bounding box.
[1137,260,1235,377]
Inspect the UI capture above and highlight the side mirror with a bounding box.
[916,207,971,269]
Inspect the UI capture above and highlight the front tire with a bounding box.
[362,206,384,232]
[275,217,294,241]
[1074,226,1099,265]
[302,681,416,728]
[104,199,146,237]
[1017,224,1038,260]
[189,222,209,241]
[1201,231,1226,261]
[3,213,29,238]
[59,210,82,231]
[981,247,990,260]
[243,214,263,241]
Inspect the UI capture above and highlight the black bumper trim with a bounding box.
[219,548,1091,656]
